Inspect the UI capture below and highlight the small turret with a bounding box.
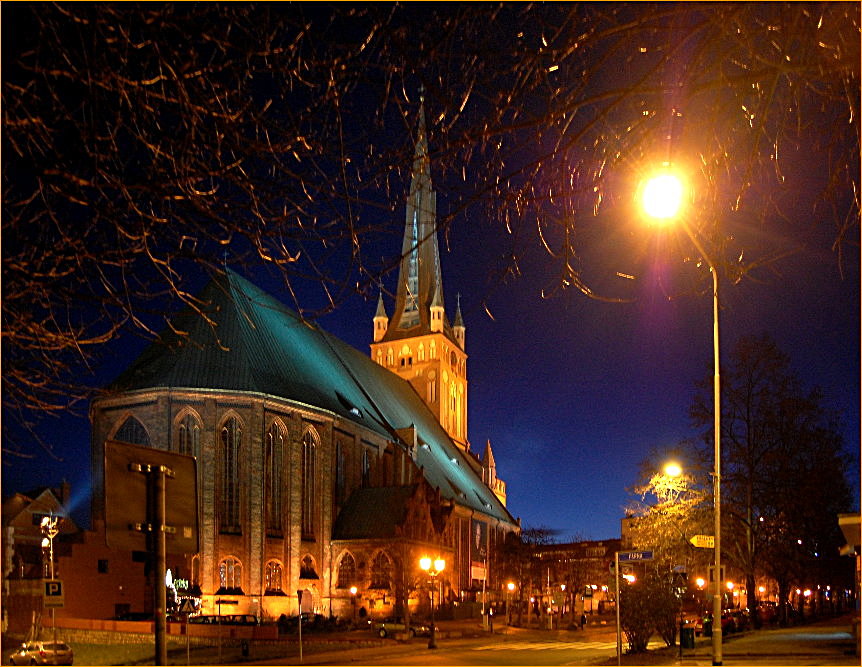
[430,280,444,333]
[453,293,465,350]
[373,291,389,342]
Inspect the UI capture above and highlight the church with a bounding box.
[89,100,519,622]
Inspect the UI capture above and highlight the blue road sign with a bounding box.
[618,550,654,562]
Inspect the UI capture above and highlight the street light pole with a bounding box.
[41,516,59,649]
[419,557,445,650]
[641,170,722,665]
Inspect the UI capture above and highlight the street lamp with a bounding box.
[41,515,60,648]
[349,586,358,625]
[664,461,683,478]
[641,168,723,665]
[419,556,445,649]
[506,582,515,625]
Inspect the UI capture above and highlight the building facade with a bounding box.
[87,102,519,622]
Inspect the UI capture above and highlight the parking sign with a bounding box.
[43,579,64,608]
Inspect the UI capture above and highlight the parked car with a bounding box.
[758,601,777,624]
[693,611,737,636]
[372,616,435,638]
[189,613,258,625]
[9,640,74,665]
[730,609,750,632]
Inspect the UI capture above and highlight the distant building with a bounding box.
[1,485,78,633]
[84,99,519,623]
[531,539,622,615]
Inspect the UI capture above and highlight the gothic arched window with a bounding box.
[218,556,243,593]
[334,441,346,507]
[301,428,316,539]
[115,416,151,447]
[220,416,242,533]
[370,552,391,590]
[361,449,371,488]
[337,552,356,589]
[264,560,283,593]
[265,422,284,534]
[177,412,200,457]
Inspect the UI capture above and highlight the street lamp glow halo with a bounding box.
[663,461,683,478]
[640,170,686,222]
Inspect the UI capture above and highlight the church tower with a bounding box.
[370,96,469,451]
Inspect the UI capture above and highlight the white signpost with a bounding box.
[615,550,654,665]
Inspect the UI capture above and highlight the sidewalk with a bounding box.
[610,614,860,666]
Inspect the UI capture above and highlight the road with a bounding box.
[280,626,664,666]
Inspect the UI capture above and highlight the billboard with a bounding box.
[471,519,487,564]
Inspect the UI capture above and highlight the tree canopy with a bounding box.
[4,3,858,447]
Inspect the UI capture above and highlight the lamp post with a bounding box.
[419,556,445,649]
[506,582,515,625]
[41,516,59,647]
[349,586,358,625]
[641,168,722,665]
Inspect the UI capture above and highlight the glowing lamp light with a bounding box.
[507,582,515,592]
[623,574,636,584]
[696,578,706,589]
[758,586,766,594]
[726,581,734,591]
[641,170,685,221]
[663,461,683,477]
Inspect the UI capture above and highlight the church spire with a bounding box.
[383,95,448,341]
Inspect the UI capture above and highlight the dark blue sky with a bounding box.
[2,3,859,542]
[2,188,859,540]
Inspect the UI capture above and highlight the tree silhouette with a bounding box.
[690,334,853,624]
[4,3,858,449]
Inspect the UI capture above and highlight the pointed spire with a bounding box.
[454,293,464,328]
[482,439,497,472]
[383,94,447,340]
[453,293,465,349]
[375,291,387,318]
[373,290,389,343]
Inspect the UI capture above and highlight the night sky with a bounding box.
[2,4,859,544]
[4,179,858,542]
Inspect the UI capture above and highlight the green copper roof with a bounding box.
[109,269,513,524]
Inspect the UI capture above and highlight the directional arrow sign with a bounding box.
[689,534,715,549]
[618,550,654,562]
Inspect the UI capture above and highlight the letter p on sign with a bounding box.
[43,579,65,608]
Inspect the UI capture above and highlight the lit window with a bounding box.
[337,552,356,589]
[219,557,242,591]
[265,560,283,593]
[418,343,425,362]
[370,552,392,589]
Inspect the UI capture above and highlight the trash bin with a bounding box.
[680,627,695,648]
[703,619,713,637]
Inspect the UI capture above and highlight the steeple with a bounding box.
[482,440,507,506]
[370,93,469,449]
[383,94,449,341]
[373,291,388,342]
[453,293,465,349]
